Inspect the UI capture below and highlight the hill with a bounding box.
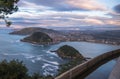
[21,32,53,45]
[56,45,84,59]
[10,27,67,43]
[10,27,60,35]
[55,45,85,74]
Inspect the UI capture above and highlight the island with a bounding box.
[21,32,53,45]
[51,45,86,75]
[55,45,84,60]
[10,27,67,43]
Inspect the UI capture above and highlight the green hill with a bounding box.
[56,45,85,74]
[21,32,53,44]
[56,45,84,59]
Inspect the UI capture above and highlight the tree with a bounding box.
[0,59,54,79]
[0,0,19,27]
[0,59,28,79]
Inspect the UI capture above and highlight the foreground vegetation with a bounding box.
[0,0,19,26]
[0,59,85,79]
[0,59,53,79]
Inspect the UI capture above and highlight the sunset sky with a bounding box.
[0,0,120,29]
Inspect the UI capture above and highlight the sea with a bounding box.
[0,29,120,79]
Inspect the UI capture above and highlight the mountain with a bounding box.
[21,32,53,44]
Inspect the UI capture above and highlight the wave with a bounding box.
[46,50,58,57]
[42,63,58,76]
[21,53,35,59]
[2,53,20,56]
[42,59,59,65]
[31,60,35,63]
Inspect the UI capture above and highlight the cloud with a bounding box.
[10,12,108,28]
[114,4,120,13]
[105,20,120,26]
[66,0,106,11]
[1,0,119,29]
[8,9,120,29]
[10,12,87,28]
[20,0,107,11]
[89,15,120,26]
[83,18,104,25]
[18,1,50,11]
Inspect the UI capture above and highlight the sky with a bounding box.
[0,0,120,29]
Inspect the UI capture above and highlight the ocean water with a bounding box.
[0,29,120,78]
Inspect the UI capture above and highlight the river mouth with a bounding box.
[0,29,120,78]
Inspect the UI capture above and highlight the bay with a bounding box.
[0,29,119,78]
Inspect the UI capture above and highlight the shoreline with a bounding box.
[20,39,61,45]
[79,40,120,46]
[20,39,120,46]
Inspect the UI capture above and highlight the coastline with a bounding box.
[20,39,120,46]
[67,40,120,46]
[20,39,61,45]
[79,40,120,46]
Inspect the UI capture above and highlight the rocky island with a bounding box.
[21,32,53,45]
[55,45,84,60]
[52,45,86,74]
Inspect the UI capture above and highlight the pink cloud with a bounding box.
[83,18,104,25]
[63,0,107,11]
